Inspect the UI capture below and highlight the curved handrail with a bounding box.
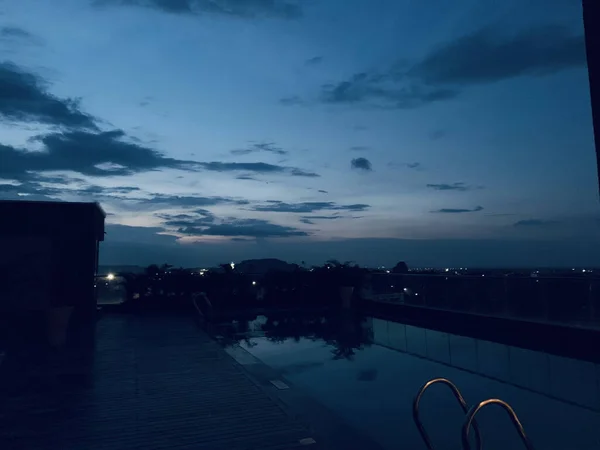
[413,378,482,450]
[462,399,534,450]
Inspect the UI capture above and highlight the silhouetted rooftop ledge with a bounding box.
[0,199,105,241]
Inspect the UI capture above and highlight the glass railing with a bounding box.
[363,274,600,329]
[370,317,600,411]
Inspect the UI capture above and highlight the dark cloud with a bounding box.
[427,182,480,191]
[349,146,369,152]
[314,25,585,109]
[411,25,585,86]
[513,219,560,227]
[431,206,484,213]
[351,157,372,171]
[0,62,97,129]
[1,129,198,181]
[96,0,303,19]
[299,218,314,224]
[305,56,323,66]
[317,189,328,194]
[236,174,258,181]
[253,201,369,213]
[289,168,320,177]
[198,161,319,177]
[179,218,309,238]
[231,142,287,156]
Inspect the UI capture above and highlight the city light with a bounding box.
[252,281,257,286]
[106,273,115,281]
[386,270,390,274]
[230,262,235,270]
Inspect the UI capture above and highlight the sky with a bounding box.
[0,0,598,268]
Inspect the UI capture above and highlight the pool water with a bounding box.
[217,313,600,450]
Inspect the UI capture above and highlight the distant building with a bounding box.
[0,200,105,352]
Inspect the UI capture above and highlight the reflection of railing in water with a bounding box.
[363,274,600,329]
[370,317,600,412]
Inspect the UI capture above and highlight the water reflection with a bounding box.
[213,310,373,361]
[213,313,600,412]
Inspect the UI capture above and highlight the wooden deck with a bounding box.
[0,314,316,450]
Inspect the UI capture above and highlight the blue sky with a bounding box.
[0,0,598,267]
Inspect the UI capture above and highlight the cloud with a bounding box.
[198,161,319,177]
[427,182,481,191]
[289,168,320,177]
[314,25,585,109]
[0,177,143,201]
[96,0,303,19]
[305,56,323,66]
[431,206,484,213]
[317,189,328,194]
[231,142,287,156]
[0,62,97,129]
[253,201,369,213]
[1,26,41,46]
[351,157,372,171]
[389,162,422,170]
[1,129,200,181]
[179,218,309,238]
[513,219,559,227]
[158,209,216,227]
[142,194,248,208]
[301,215,343,220]
[349,146,369,152]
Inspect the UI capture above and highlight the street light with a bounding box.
[106,273,115,281]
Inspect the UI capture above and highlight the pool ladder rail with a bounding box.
[413,377,535,450]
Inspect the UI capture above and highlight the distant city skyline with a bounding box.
[0,0,598,266]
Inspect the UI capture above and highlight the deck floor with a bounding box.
[0,314,315,450]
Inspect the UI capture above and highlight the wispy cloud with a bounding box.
[427,182,481,191]
[513,219,559,227]
[96,0,304,19]
[198,161,319,177]
[431,206,484,213]
[349,145,369,152]
[389,162,423,170]
[231,142,287,156]
[253,201,369,213]
[305,56,323,66]
[351,157,372,171]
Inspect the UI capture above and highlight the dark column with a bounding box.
[583,0,600,196]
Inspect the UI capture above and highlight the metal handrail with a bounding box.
[462,399,534,450]
[413,378,483,450]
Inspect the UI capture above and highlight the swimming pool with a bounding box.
[217,313,600,450]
